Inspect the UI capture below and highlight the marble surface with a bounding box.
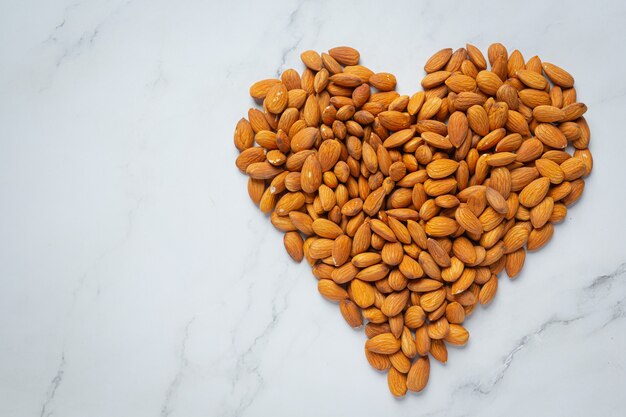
[1,0,626,416]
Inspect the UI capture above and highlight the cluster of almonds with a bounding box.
[234,44,592,397]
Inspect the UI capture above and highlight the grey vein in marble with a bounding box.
[461,263,626,395]
[160,317,196,417]
[275,0,323,77]
[274,1,306,77]
[470,316,583,396]
[223,262,296,417]
[39,353,66,417]
[583,263,626,294]
[42,0,133,71]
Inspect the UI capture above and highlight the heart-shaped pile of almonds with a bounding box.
[234,44,591,397]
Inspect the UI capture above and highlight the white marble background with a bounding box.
[1,0,625,416]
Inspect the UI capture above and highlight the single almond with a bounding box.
[533,105,566,123]
[535,158,565,184]
[328,46,360,65]
[318,279,348,301]
[535,123,567,149]
[542,62,575,88]
[283,231,304,262]
[424,48,453,73]
[339,299,363,328]
[455,206,483,235]
[301,155,322,193]
[407,356,430,392]
[370,72,397,91]
[476,70,503,95]
[365,333,401,354]
[250,78,281,100]
[300,50,323,71]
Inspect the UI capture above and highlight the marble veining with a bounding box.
[1,0,626,416]
[39,353,66,417]
[161,316,196,417]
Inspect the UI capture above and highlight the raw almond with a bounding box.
[424,48,453,73]
[328,46,360,66]
[301,155,322,193]
[535,123,567,149]
[365,333,401,354]
[542,62,575,88]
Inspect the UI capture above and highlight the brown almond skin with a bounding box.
[407,356,430,392]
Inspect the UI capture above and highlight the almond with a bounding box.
[300,50,323,71]
[235,147,266,171]
[560,157,586,181]
[318,279,348,301]
[527,223,554,250]
[467,104,490,136]
[301,155,322,193]
[351,279,376,308]
[424,48,453,73]
[478,275,498,304]
[339,299,363,328]
[425,216,459,237]
[426,159,459,179]
[265,83,288,114]
[312,218,343,239]
[381,290,410,317]
[445,302,466,324]
[364,348,391,371]
[418,96,443,120]
[387,367,408,397]
[515,139,544,163]
[445,73,477,93]
[291,127,320,152]
[370,72,397,91]
[406,356,430,392]
[485,187,508,214]
[542,62,575,88]
[329,73,362,88]
[448,111,468,147]
[533,105,565,123]
[379,111,411,131]
[476,70,503,95]
[399,255,424,279]
[356,264,390,282]
[332,235,352,266]
[365,333,401,354]
[516,69,548,90]
[444,324,469,345]
[530,197,554,228]
[328,46,360,66]
[535,158,565,184]
[421,131,453,150]
[234,118,255,151]
[519,177,550,207]
[404,306,426,328]
[283,231,304,262]
[519,89,551,108]
[420,288,446,312]
[383,128,416,148]
[249,78,281,100]
[535,123,567,149]
[454,92,487,111]
[246,161,283,180]
[455,206,483,235]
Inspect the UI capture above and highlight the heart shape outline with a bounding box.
[234,43,592,397]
